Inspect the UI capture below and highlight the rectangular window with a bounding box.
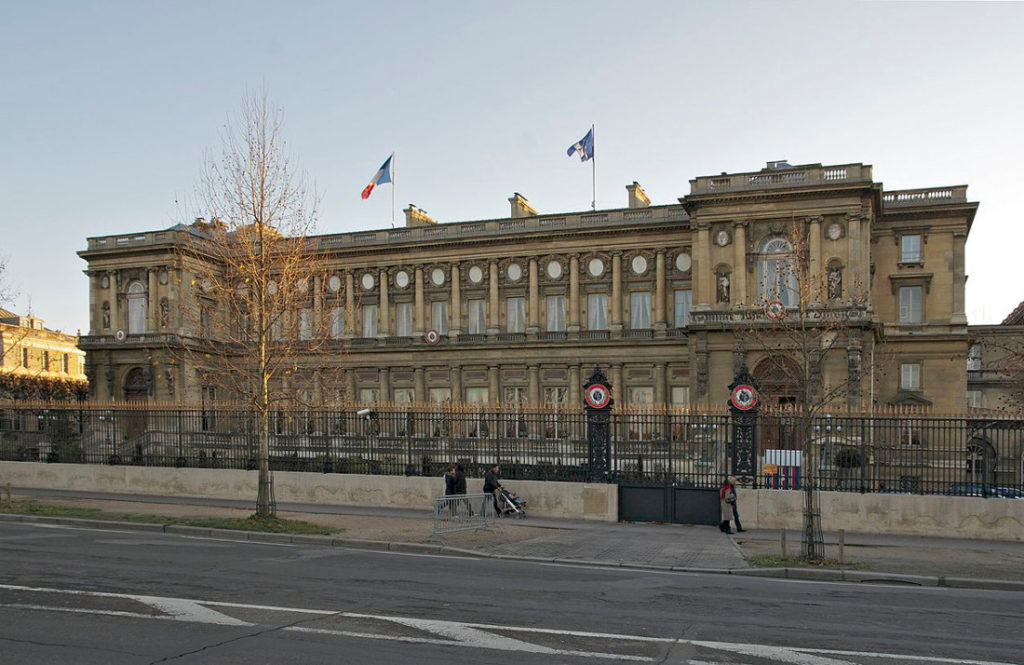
[630,291,651,329]
[546,295,566,332]
[396,303,413,337]
[362,305,378,338]
[967,390,983,409]
[901,235,922,263]
[393,388,415,405]
[467,299,486,334]
[674,290,692,328]
[898,286,922,323]
[506,297,525,333]
[627,387,654,441]
[587,293,608,330]
[298,309,312,340]
[42,351,49,371]
[359,388,379,404]
[330,307,345,339]
[900,363,921,390]
[21,348,28,368]
[431,301,449,335]
[62,354,70,373]
[671,386,690,405]
[967,343,982,372]
[465,387,489,404]
[429,388,452,404]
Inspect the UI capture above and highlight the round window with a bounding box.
[588,258,604,277]
[468,265,484,284]
[675,253,692,272]
[546,261,563,279]
[507,263,522,281]
[395,270,410,289]
[268,281,278,295]
[328,275,342,292]
[297,277,308,293]
[631,255,648,275]
[361,273,375,291]
[431,267,446,286]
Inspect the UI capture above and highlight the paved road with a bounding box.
[1,521,1021,664]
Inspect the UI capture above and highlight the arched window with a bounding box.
[126,281,147,334]
[757,237,798,306]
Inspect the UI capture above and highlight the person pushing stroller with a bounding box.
[483,463,503,515]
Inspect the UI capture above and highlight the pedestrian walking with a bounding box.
[443,464,457,496]
[454,463,472,516]
[728,475,745,532]
[719,477,736,534]
[483,463,503,515]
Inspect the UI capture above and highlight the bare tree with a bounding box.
[178,90,341,518]
[741,218,877,560]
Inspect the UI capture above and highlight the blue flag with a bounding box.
[567,127,594,162]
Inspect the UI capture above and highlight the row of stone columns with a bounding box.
[345,251,676,339]
[346,361,669,406]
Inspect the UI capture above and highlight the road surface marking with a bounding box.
[0,584,1017,665]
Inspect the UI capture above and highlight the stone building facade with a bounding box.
[77,160,977,411]
[0,309,87,383]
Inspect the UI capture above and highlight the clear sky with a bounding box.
[2,1,1022,334]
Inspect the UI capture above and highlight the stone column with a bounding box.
[88,272,98,335]
[414,266,425,337]
[451,365,462,403]
[654,250,666,336]
[654,363,667,407]
[414,366,425,402]
[345,368,357,402]
[847,214,861,300]
[952,231,967,325]
[450,263,462,338]
[527,364,540,405]
[487,261,500,337]
[568,364,581,407]
[733,221,748,305]
[695,224,711,308]
[147,269,158,332]
[527,258,539,337]
[567,254,580,334]
[610,251,622,334]
[344,272,355,339]
[312,275,323,325]
[808,216,822,300]
[488,365,499,405]
[378,269,389,338]
[109,270,119,332]
[379,367,390,404]
[611,364,623,404]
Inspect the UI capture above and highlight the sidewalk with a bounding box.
[4,487,1024,592]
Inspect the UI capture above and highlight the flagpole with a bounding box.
[391,152,396,228]
[591,124,596,211]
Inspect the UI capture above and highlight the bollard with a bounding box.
[781,530,787,558]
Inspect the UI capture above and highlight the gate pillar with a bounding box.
[583,366,614,482]
[727,364,760,487]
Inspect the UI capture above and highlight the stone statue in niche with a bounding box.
[828,265,843,300]
[165,367,175,396]
[717,272,731,304]
[102,302,111,329]
[159,298,169,328]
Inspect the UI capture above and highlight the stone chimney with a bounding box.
[404,204,437,227]
[626,182,650,209]
[509,193,537,219]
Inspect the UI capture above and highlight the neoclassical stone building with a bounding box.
[78,160,977,411]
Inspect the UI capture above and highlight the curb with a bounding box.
[3,513,1023,593]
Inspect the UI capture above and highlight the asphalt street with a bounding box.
[1,521,1021,664]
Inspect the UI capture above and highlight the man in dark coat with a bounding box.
[483,463,503,514]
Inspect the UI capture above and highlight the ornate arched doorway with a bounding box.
[754,355,803,452]
[123,367,149,400]
[753,356,803,407]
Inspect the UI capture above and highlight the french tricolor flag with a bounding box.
[361,154,393,200]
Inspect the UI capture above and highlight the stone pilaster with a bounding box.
[610,251,622,334]
[527,258,539,337]
[733,221,748,305]
[450,263,461,338]
[654,250,666,336]
[487,261,500,338]
[414,266,425,337]
[378,268,389,338]
[567,254,580,335]
[344,272,355,339]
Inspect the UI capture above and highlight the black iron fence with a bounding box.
[1,404,1022,496]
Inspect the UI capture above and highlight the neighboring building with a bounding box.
[0,308,87,388]
[968,302,1024,412]
[78,161,976,411]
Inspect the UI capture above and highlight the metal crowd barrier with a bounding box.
[431,493,495,536]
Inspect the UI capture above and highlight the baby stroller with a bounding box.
[497,487,527,518]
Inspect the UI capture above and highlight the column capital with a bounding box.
[732,219,750,229]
